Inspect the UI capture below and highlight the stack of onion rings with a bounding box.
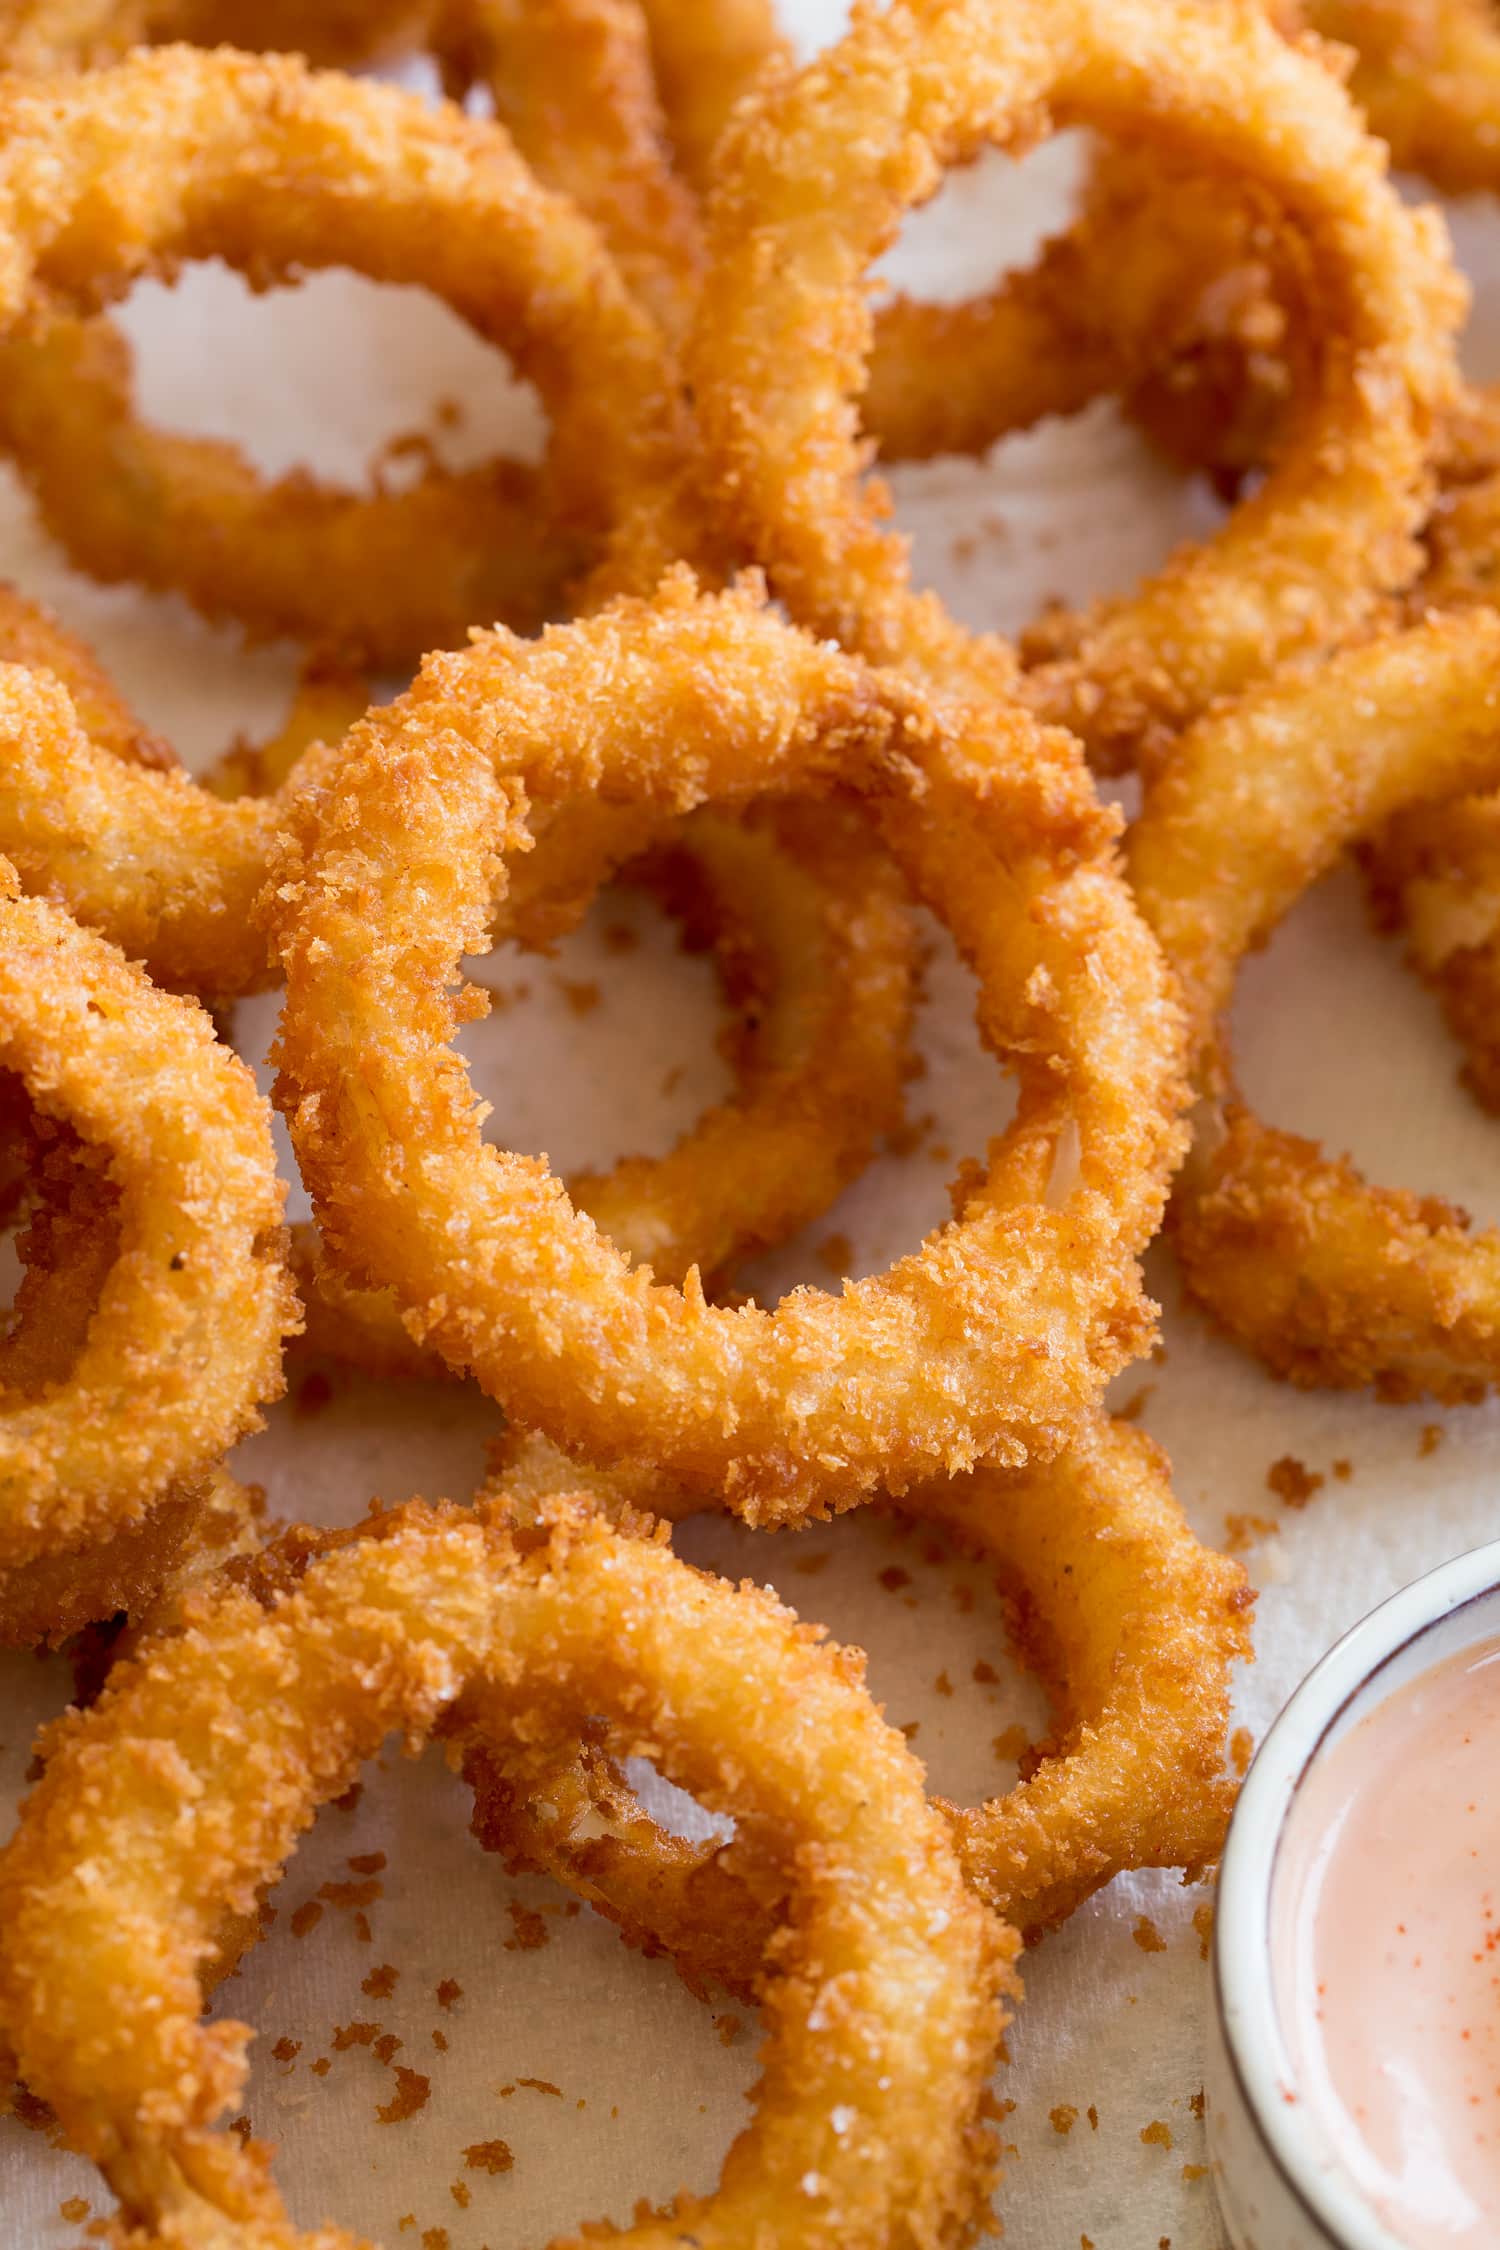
[686,0,1458,770]
[471,1414,1252,1964]
[0,1497,1014,2249]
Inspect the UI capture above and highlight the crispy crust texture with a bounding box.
[288,797,918,1366]
[1128,607,1500,1397]
[0,862,293,1642]
[0,45,684,666]
[470,1414,1252,1985]
[266,574,1185,1522]
[688,0,1458,767]
[435,0,704,341]
[0,1499,1014,2250]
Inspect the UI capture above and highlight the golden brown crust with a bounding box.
[0,46,684,667]
[267,575,1184,1521]
[0,1500,1013,2249]
[1129,609,1500,1398]
[688,0,1458,769]
[0,863,293,1642]
[472,1416,1253,1975]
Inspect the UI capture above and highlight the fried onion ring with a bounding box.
[268,574,1184,1521]
[288,795,917,1371]
[470,1413,1252,1972]
[0,46,684,667]
[688,0,1458,767]
[0,861,293,1643]
[0,1498,1014,2249]
[1128,607,1500,1398]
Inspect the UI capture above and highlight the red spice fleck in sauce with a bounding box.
[1275,1635,1500,2248]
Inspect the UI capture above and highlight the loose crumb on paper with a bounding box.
[376,2068,431,2125]
[1266,1455,1323,1509]
[464,2139,516,2175]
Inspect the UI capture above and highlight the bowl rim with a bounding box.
[1213,1535,1500,2250]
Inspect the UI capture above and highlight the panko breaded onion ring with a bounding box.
[287,798,918,1371]
[471,1414,1253,1979]
[268,575,1185,1522]
[688,0,1459,766]
[0,1499,1014,2250]
[0,46,685,667]
[1128,607,1500,1400]
[0,863,292,1643]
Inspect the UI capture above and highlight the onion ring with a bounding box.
[470,1412,1253,1974]
[688,0,1458,766]
[288,795,917,1371]
[0,1497,1014,2248]
[268,573,1184,1521]
[1128,607,1500,1399]
[0,45,685,667]
[0,859,293,1643]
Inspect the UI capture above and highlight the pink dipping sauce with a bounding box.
[1273,1635,1500,2248]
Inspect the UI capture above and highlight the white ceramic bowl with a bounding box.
[1207,1538,1500,2250]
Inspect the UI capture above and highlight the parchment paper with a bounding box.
[6,7,1500,2244]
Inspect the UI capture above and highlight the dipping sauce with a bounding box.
[1273,1635,1500,2248]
